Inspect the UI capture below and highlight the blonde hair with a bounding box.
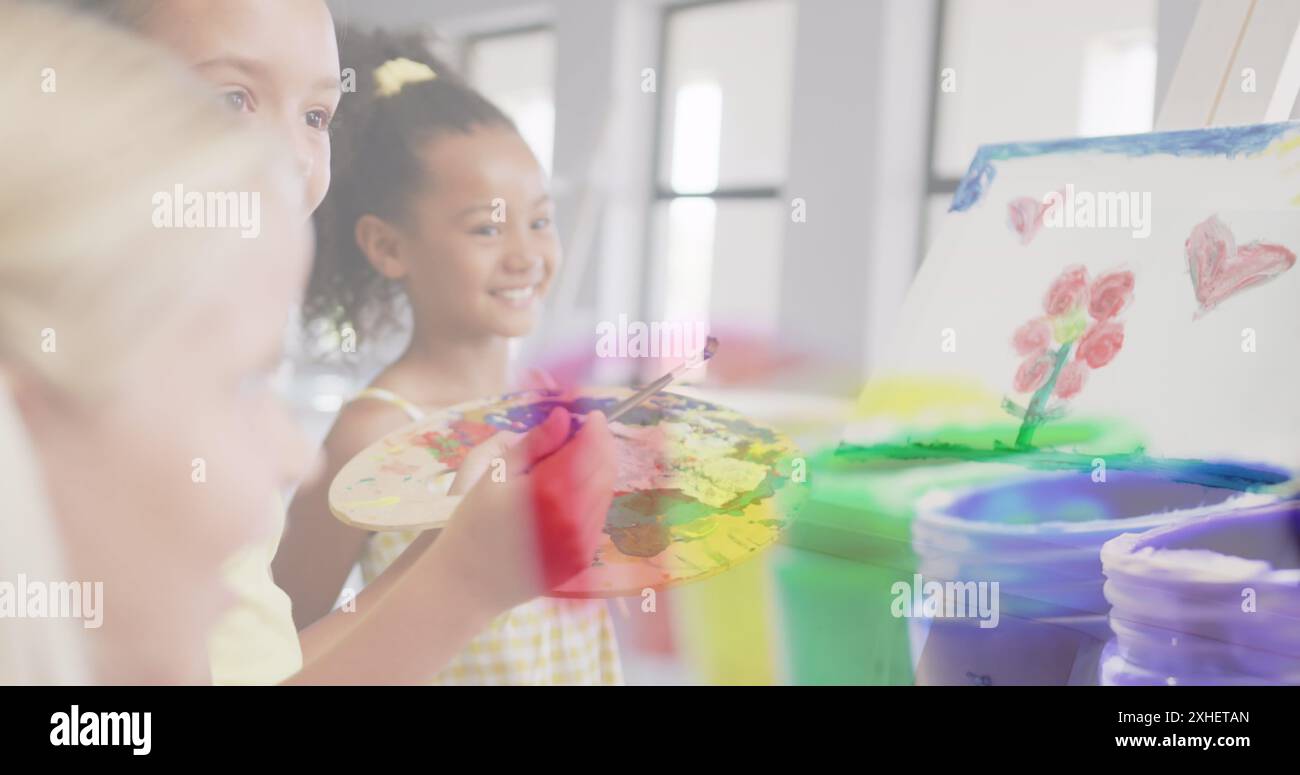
[0,1,279,682]
[0,0,280,397]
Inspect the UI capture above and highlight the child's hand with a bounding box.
[433,407,615,609]
[524,409,616,589]
[447,431,521,496]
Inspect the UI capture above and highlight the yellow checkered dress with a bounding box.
[353,388,623,686]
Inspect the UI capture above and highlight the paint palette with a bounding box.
[328,387,806,597]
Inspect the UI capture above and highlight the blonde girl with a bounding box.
[3,0,615,684]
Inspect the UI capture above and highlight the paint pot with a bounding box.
[777,417,1146,685]
[1099,500,1300,685]
[911,470,1277,685]
[780,453,1054,684]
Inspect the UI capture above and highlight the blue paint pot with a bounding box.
[1100,499,1300,685]
[909,469,1279,685]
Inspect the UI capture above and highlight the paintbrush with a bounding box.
[526,336,720,469]
[605,335,719,423]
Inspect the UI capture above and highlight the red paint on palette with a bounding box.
[412,419,497,468]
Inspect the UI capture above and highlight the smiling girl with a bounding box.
[275,30,621,685]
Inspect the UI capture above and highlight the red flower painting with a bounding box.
[1006,265,1134,448]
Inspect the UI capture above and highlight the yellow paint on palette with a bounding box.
[670,517,719,540]
[671,549,778,685]
[675,456,768,509]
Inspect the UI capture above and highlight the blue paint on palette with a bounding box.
[950,121,1300,213]
[481,391,716,434]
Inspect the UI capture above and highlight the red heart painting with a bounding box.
[1186,215,1295,317]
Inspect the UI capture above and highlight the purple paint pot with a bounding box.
[1100,500,1300,685]
[909,470,1275,685]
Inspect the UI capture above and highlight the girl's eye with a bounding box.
[306,109,332,130]
[531,217,551,230]
[472,224,501,237]
[221,89,251,113]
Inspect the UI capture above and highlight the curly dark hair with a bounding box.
[304,26,517,351]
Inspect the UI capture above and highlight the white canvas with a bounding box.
[867,123,1300,469]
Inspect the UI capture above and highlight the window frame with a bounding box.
[459,22,555,79]
[642,0,795,324]
[918,0,954,266]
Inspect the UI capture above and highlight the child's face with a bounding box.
[138,0,341,218]
[24,170,314,683]
[399,126,561,339]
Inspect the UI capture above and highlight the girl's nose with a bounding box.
[504,250,542,272]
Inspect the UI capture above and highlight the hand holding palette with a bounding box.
[329,387,805,597]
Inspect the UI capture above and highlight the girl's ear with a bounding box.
[354,214,408,280]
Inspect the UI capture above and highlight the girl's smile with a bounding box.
[490,283,542,308]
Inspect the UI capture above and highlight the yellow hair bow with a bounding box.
[373,57,436,98]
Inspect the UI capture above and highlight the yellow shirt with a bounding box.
[207,499,302,685]
[349,386,622,685]
[365,529,622,685]
[204,500,623,686]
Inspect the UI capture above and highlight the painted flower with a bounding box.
[1043,265,1090,316]
[1009,263,1135,448]
[1013,353,1055,393]
[1053,360,1089,399]
[1075,319,1125,369]
[1088,270,1135,320]
[1012,318,1053,356]
[1051,306,1088,344]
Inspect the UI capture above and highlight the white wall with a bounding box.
[777,0,936,393]
[1156,0,1201,117]
[321,0,1203,395]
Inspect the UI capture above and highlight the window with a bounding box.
[464,27,557,174]
[923,0,1158,253]
[648,0,798,341]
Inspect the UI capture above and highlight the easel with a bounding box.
[911,1,1300,686]
[1157,0,1300,129]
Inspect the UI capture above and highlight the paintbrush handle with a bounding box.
[523,377,674,471]
[605,372,676,424]
[525,353,709,469]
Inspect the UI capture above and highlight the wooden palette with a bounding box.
[328,387,805,597]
